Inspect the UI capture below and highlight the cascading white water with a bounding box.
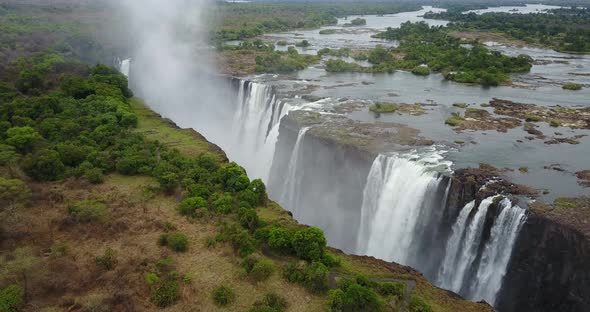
[119,59,131,77]
[279,126,311,214]
[438,196,497,292]
[356,151,450,265]
[228,81,293,183]
[470,198,527,305]
[437,196,527,305]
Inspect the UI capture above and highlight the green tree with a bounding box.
[5,127,41,153]
[292,227,327,261]
[0,177,31,218]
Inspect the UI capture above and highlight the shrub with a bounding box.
[252,292,288,312]
[84,167,104,184]
[369,102,398,113]
[550,119,562,127]
[452,102,469,108]
[267,226,294,253]
[411,66,430,76]
[49,242,68,258]
[276,40,288,46]
[292,227,327,261]
[562,82,582,90]
[0,285,24,312]
[166,233,189,252]
[525,114,542,122]
[22,149,65,181]
[220,223,256,257]
[377,281,406,299]
[95,248,117,270]
[328,284,382,312]
[238,208,259,231]
[250,259,275,281]
[304,261,330,293]
[321,253,341,267]
[445,113,464,126]
[284,261,308,284]
[5,126,41,152]
[212,193,235,214]
[151,278,180,307]
[212,285,235,306]
[68,200,109,223]
[179,196,207,217]
[409,295,432,312]
[145,272,160,285]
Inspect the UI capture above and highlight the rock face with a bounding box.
[497,214,590,312]
[267,114,374,252]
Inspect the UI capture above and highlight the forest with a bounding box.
[326,22,533,86]
[424,8,590,53]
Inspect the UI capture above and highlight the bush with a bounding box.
[267,226,294,253]
[166,233,189,252]
[305,261,330,293]
[212,285,235,306]
[292,227,327,261]
[411,66,431,76]
[252,292,288,312]
[525,114,542,122]
[369,102,398,113]
[5,126,41,152]
[409,295,432,312]
[68,200,109,223]
[151,278,180,307]
[220,223,256,257]
[550,119,562,127]
[377,281,405,299]
[212,193,235,214]
[0,285,24,312]
[321,253,341,268]
[22,149,65,181]
[250,259,275,282]
[328,284,382,312]
[95,248,117,270]
[562,82,582,90]
[284,260,308,283]
[238,208,259,231]
[445,113,464,126]
[84,167,104,184]
[179,196,207,217]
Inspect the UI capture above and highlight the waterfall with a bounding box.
[279,126,311,214]
[437,196,527,305]
[356,152,450,266]
[228,81,293,183]
[438,196,497,292]
[119,59,131,77]
[470,198,527,305]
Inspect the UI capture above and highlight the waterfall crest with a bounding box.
[211,80,292,183]
[356,152,450,265]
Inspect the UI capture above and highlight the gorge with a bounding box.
[119,2,590,311]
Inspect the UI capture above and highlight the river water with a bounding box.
[248,4,590,201]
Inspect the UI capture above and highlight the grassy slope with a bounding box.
[6,99,491,312]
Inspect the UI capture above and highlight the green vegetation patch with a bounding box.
[562,83,583,90]
[68,200,109,223]
[212,285,236,306]
[369,102,399,113]
[411,65,431,76]
[370,22,533,86]
[445,113,465,127]
[319,29,338,35]
[554,197,578,209]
